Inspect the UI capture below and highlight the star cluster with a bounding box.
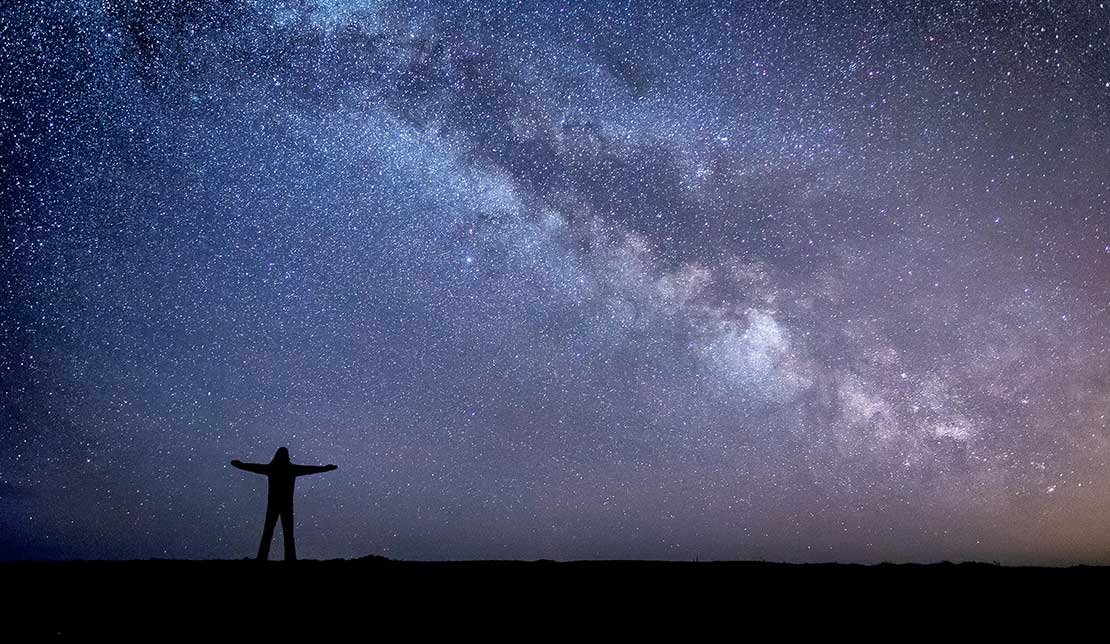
[2,0,1109,563]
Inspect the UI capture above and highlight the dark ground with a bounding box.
[5,557,1106,636]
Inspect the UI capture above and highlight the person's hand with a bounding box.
[231,459,243,467]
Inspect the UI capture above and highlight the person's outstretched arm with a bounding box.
[291,464,338,477]
[230,460,271,475]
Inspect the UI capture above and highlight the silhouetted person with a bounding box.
[231,447,337,561]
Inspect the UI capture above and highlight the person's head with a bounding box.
[272,447,291,464]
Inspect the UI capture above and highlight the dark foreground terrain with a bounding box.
[6,557,1106,636]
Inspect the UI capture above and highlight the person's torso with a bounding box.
[266,465,296,503]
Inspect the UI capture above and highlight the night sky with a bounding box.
[2,0,1110,564]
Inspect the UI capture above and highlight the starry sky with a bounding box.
[2,0,1110,564]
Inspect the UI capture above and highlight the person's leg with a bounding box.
[257,505,279,561]
[280,505,296,561]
